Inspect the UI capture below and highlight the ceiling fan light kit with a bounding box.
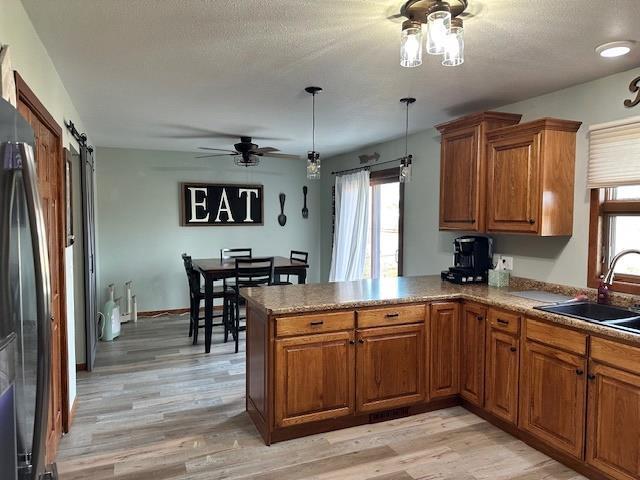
[305,86,323,180]
[400,0,466,68]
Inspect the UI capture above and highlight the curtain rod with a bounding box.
[331,158,403,176]
[64,120,94,153]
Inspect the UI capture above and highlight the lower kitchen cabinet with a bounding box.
[460,303,486,406]
[429,302,460,399]
[356,323,425,413]
[275,331,355,427]
[485,325,519,424]
[586,362,640,480]
[519,340,587,459]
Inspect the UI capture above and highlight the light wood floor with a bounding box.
[57,315,587,480]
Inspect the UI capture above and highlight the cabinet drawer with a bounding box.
[275,311,355,337]
[488,308,520,335]
[525,318,587,355]
[357,304,426,328]
[591,337,640,375]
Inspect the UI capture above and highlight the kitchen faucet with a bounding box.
[603,249,640,286]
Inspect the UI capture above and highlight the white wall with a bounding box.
[322,66,640,288]
[0,0,90,408]
[95,147,321,312]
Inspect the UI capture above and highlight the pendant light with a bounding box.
[305,86,322,180]
[400,20,423,68]
[442,17,464,66]
[399,97,415,183]
[426,1,451,55]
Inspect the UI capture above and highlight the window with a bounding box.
[588,185,640,294]
[363,168,404,279]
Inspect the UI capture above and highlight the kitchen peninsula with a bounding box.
[242,276,640,480]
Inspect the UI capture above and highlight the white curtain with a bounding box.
[329,170,370,282]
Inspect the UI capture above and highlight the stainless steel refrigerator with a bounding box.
[0,96,56,479]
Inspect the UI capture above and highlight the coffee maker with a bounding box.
[441,236,493,284]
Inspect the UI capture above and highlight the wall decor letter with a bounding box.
[624,75,640,108]
[180,183,263,226]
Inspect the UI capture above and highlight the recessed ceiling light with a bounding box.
[596,41,634,58]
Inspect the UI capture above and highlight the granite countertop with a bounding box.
[241,275,640,346]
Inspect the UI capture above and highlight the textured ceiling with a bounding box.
[21,0,640,158]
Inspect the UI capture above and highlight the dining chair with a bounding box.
[220,248,252,261]
[274,250,309,285]
[181,253,230,345]
[227,257,274,353]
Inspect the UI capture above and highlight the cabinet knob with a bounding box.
[358,339,365,344]
[477,316,484,321]
[510,346,517,352]
[349,340,355,345]
[575,369,584,376]
[529,219,535,224]
[587,373,596,381]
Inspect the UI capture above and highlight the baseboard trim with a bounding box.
[66,397,78,433]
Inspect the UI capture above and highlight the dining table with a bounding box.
[192,256,309,353]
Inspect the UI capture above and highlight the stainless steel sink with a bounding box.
[535,302,640,333]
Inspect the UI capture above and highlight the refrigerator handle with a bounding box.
[18,143,52,480]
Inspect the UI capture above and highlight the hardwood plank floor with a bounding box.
[57,315,586,480]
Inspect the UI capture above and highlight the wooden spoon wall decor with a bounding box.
[302,186,309,219]
[278,193,287,226]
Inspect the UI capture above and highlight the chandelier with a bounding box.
[399,0,467,68]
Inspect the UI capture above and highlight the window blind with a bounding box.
[588,115,640,188]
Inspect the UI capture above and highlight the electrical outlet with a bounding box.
[502,256,514,271]
[492,254,502,269]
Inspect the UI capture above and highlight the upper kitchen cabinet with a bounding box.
[486,118,582,236]
[436,111,522,232]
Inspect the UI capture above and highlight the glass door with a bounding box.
[364,168,404,279]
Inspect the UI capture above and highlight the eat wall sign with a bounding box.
[180,183,264,226]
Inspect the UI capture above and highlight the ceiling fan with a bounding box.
[196,136,300,167]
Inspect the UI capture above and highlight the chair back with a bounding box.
[221,248,252,261]
[234,257,274,288]
[290,250,309,264]
[181,253,199,294]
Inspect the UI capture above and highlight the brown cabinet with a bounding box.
[436,111,522,232]
[520,341,587,459]
[356,324,425,412]
[586,337,640,480]
[275,331,355,427]
[460,303,486,406]
[428,302,460,399]
[485,319,520,424]
[486,118,581,235]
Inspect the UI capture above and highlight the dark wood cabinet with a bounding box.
[275,331,355,427]
[460,303,486,406]
[486,118,581,235]
[436,111,522,232]
[586,362,640,480]
[485,324,520,424]
[356,324,425,413]
[428,302,460,399]
[520,341,587,459]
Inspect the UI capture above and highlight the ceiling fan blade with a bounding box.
[253,147,280,154]
[198,147,237,152]
[265,153,301,160]
[195,153,235,159]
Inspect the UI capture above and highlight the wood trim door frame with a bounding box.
[14,73,71,436]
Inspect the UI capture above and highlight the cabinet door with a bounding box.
[520,341,587,459]
[485,328,519,424]
[439,126,482,231]
[429,303,460,399]
[275,331,355,427]
[487,132,541,233]
[460,303,486,406]
[356,324,425,413]
[586,362,640,480]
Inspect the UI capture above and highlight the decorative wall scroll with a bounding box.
[180,183,263,226]
[624,75,640,108]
